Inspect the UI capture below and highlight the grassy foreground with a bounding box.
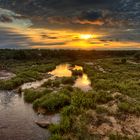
[0,50,140,140]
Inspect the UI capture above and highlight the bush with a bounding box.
[24,89,46,103]
[72,70,83,76]
[65,85,73,92]
[0,77,24,90]
[71,91,95,109]
[33,92,70,112]
[49,134,63,140]
[31,64,56,73]
[42,79,52,87]
[118,101,140,115]
[60,116,71,133]
[94,91,113,104]
[61,105,80,116]
[61,77,75,85]
[42,79,60,87]
[0,70,43,90]
[52,80,61,87]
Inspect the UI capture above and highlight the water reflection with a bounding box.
[21,64,92,92]
[74,74,92,92]
[72,65,83,71]
[49,64,72,77]
[50,64,92,91]
[0,91,50,140]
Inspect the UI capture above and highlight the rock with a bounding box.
[35,120,51,128]
[37,107,47,114]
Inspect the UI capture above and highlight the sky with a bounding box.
[0,0,140,50]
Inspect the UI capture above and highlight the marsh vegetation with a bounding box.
[0,50,140,140]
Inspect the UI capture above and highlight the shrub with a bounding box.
[61,105,80,116]
[94,91,113,104]
[72,70,83,76]
[24,89,46,103]
[42,79,52,87]
[49,134,63,140]
[65,85,73,92]
[71,91,95,109]
[42,79,60,87]
[118,101,140,116]
[52,80,61,87]
[60,116,71,133]
[49,124,61,134]
[31,64,56,73]
[33,92,70,112]
[61,77,75,85]
[0,70,43,90]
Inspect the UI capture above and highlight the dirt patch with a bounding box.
[0,70,16,80]
[86,91,140,139]
[87,111,140,139]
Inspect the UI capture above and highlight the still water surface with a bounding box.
[22,64,92,91]
[0,91,50,140]
[50,64,92,91]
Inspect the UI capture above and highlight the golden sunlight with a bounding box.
[79,34,93,40]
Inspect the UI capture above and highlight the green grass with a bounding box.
[61,77,75,85]
[33,92,71,112]
[72,69,83,76]
[24,89,52,103]
[118,101,140,116]
[1,54,140,139]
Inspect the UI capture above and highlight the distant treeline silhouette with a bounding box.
[0,49,139,61]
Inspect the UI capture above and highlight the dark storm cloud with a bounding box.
[1,0,140,28]
[79,11,102,21]
[0,0,140,45]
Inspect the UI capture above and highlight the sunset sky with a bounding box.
[0,0,140,50]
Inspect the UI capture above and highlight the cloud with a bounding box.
[75,10,104,25]
[0,0,140,50]
[1,0,140,29]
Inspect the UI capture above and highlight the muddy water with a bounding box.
[0,90,50,140]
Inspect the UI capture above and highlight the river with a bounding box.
[0,90,50,140]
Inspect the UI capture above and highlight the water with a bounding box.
[0,90,50,140]
[50,64,92,91]
[74,74,92,92]
[22,64,91,91]
[49,64,72,77]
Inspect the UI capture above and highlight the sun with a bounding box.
[79,34,93,40]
